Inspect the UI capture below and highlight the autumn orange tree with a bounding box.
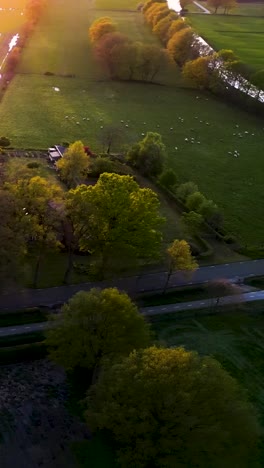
[163,239,197,293]
[167,28,199,67]
[89,17,116,43]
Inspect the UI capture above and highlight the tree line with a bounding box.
[142,0,264,100]
[4,0,46,79]
[88,16,171,82]
[45,286,260,467]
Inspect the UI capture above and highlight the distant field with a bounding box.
[17,1,177,83]
[190,15,264,71]
[189,1,264,15]
[95,0,139,9]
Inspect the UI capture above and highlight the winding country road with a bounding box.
[0,259,264,311]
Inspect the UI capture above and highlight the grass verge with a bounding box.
[0,308,48,327]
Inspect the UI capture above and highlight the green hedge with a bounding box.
[0,342,47,365]
[0,331,45,348]
[0,307,49,327]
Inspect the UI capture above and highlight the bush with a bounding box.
[0,136,10,147]
[159,168,177,188]
[176,181,198,202]
[186,191,206,212]
[89,157,116,177]
[27,161,40,169]
[224,234,237,244]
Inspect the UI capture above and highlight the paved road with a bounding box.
[0,259,264,311]
[1,289,264,337]
[193,1,211,14]
[0,322,49,337]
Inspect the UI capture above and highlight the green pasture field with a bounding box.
[17,1,178,83]
[1,76,263,246]
[200,1,264,15]
[190,14,264,71]
[153,302,264,422]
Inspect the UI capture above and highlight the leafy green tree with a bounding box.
[167,28,199,67]
[198,198,222,228]
[138,44,171,82]
[182,210,203,236]
[163,239,197,293]
[159,168,177,188]
[127,132,166,177]
[7,176,64,287]
[56,140,90,188]
[89,17,116,43]
[46,288,151,380]
[176,181,198,202]
[185,191,206,212]
[182,56,214,90]
[86,346,260,468]
[67,173,164,276]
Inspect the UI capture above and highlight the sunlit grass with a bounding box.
[189,15,264,71]
[94,0,140,9]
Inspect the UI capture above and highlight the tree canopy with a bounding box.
[127,132,166,177]
[56,140,90,188]
[86,346,260,468]
[164,238,197,293]
[67,173,164,274]
[7,176,64,286]
[89,17,116,43]
[46,288,151,374]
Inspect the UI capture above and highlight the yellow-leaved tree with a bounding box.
[163,238,197,293]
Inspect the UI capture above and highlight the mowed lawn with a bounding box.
[152,303,264,422]
[190,15,264,71]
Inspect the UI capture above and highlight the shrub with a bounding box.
[159,168,177,188]
[176,181,198,202]
[27,162,40,169]
[186,191,206,212]
[0,136,10,147]
[89,157,116,177]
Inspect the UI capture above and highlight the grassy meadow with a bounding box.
[197,1,264,15]
[153,302,264,423]
[189,14,264,71]
[0,0,263,248]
